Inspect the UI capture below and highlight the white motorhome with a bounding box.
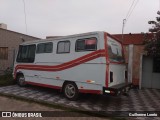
[13,31,132,100]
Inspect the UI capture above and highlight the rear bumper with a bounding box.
[103,82,132,96]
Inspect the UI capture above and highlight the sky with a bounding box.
[0,0,159,38]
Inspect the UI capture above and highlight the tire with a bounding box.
[63,82,79,101]
[17,75,26,87]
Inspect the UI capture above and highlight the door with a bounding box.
[142,56,160,89]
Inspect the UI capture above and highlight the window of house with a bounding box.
[153,57,160,73]
[57,41,70,53]
[0,47,8,60]
[36,42,53,53]
[16,44,36,63]
[75,37,97,52]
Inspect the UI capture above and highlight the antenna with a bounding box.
[22,0,28,34]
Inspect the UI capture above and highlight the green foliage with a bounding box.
[4,67,13,75]
[144,36,160,57]
[145,12,160,57]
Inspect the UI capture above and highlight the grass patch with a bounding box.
[0,74,15,86]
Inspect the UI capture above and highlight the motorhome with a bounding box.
[13,31,132,100]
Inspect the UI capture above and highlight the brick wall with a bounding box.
[123,45,144,85]
[132,45,144,85]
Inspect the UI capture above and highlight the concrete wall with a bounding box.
[132,45,144,85]
[0,29,39,73]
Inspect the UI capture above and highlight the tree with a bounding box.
[144,11,160,57]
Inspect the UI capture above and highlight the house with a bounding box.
[113,33,160,89]
[0,23,39,74]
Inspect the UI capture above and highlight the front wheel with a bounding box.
[17,75,26,87]
[63,82,79,101]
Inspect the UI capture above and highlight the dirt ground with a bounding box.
[0,96,107,120]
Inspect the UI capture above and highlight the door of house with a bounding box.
[142,56,160,89]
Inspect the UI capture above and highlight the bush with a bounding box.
[0,74,15,87]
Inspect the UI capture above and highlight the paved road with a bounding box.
[0,85,160,120]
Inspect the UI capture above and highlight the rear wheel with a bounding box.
[63,82,79,100]
[17,75,26,87]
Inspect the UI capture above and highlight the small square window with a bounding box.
[36,42,53,53]
[57,41,70,53]
[75,37,97,52]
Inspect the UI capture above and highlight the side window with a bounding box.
[16,44,36,63]
[36,42,53,53]
[75,37,97,52]
[57,41,70,53]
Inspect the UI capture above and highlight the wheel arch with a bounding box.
[62,81,78,91]
[15,71,24,81]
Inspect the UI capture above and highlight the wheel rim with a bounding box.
[19,76,25,85]
[65,84,76,98]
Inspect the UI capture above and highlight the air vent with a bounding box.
[125,70,128,79]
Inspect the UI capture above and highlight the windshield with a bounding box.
[107,37,124,62]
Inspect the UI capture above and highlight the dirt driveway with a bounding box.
[0,96,106,120]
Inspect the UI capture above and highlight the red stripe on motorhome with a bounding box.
[26,81,101,94]
[14,49,106,78]
[25,81,61,89]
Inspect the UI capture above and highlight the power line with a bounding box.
[125,0,136,20]
[121,0,139,41]
[125,0,139,24]
[22,0,28,34]
[126,0,139,22]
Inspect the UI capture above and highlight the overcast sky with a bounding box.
[0,0,159,38]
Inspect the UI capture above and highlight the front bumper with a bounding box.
[103,82,132,96]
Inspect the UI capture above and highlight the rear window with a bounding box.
[75,37,97,52]
[107,37,124,62]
